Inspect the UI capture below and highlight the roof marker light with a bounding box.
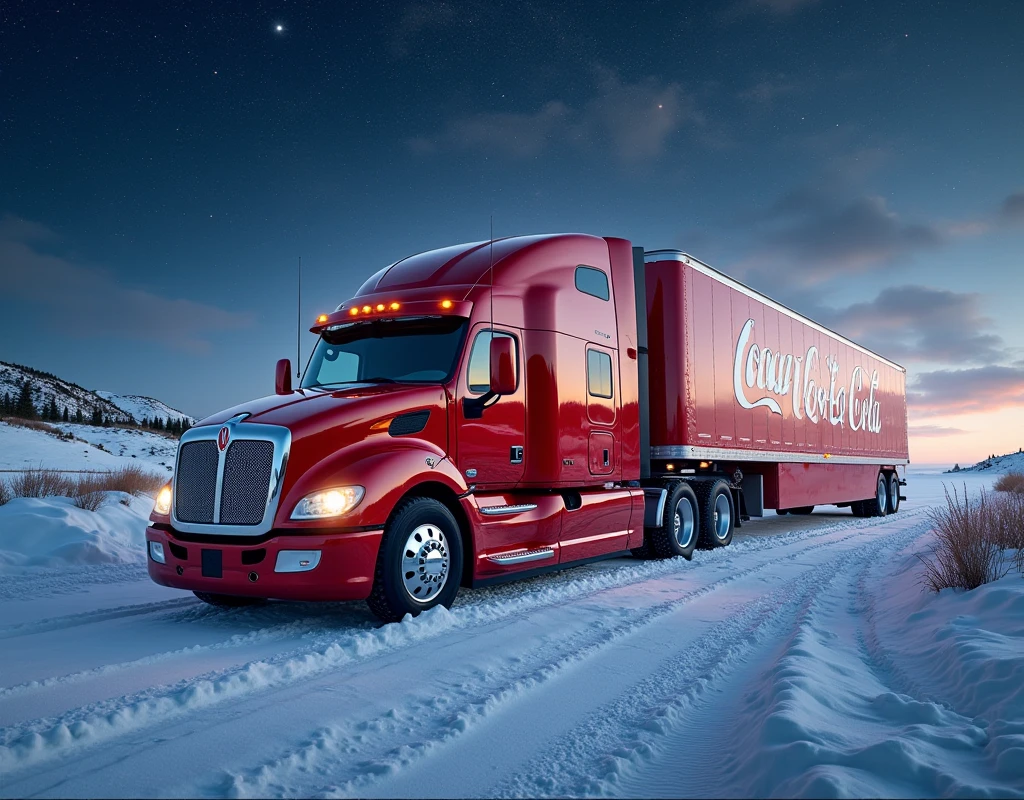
[362,305,371,313]
[441,299,453,309]
[349,307,359,316]
[390,302,400,310]
[376,303,385,312]
[316,314,328,323]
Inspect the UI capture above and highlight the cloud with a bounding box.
[410,68,701,163]
[908,365,1024,416]
[1000,192,1024,226]
[0,216,253,353]
[909,425,967,438]
[822,285,1006,366]
[389,1,459,58]
[738,75,799,107]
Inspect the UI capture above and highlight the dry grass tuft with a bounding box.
[0,479,11,507]
[10,469,76,499]
[994,471,1024,494]
[919,485,1020,592]
[72,490,106,511]
[96,464,166,497]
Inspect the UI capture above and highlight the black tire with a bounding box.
[870,472,888,517]
[193,592,265,608]
[635,482,700,560]
[366,497,463,623]
[776,508,790,515]
[850,501,867,517]
[789,506,815,515]
[696,479,734,549]
[887,473,901,514]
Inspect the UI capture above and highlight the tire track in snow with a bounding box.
[203,523,907,799]
[0,511,919,780]
[489,518,930,799]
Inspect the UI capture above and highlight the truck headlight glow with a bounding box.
[291,486,365,520]
[154,484,172,516]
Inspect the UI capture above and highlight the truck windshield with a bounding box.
[302,316,468,388]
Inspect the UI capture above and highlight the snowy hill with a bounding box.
[947,448,1024,474]
[95,392,194,426]
[0,362,132,424]
[0,420,176,473]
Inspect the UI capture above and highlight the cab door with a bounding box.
[456,325,526,489]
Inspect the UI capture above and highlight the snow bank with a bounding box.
[0,494,153,570]
[951,449,1024,475]
[0,421,174,472]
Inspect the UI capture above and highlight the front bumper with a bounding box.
[146,526,383,601]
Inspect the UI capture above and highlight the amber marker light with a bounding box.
[376,303,385,312]
[316,314,328,324]
[389,302,400,310]
[349,307,359,316]
[441,299,453,309]
[362,305,371,313]
[666,463,675,471]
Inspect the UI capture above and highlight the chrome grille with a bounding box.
[219,440,275,525]
[175,441,219,523]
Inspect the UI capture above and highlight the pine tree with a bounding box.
[91,407,103,426]
[62,406,69,422]
[16,379,35,419]
[75,407,84,424]
[47,395,59,422]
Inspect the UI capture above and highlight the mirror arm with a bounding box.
[462,391,498,420]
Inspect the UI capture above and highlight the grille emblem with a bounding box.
[218,426,230,451]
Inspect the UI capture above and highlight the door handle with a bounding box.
[510,446,524,464]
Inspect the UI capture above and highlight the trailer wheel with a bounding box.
[789,506,815,515]
[887,473,901,514]
[850,501,867,517]
[366,497,463,623]
[696,479,734,549]
[775,508,789,515]
[870,473,889,517]
[637,482,700,560]
[193,592,265,608]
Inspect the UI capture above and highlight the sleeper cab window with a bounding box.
[575,266,610,301]
[587,348,613,399]
[467,330,518,394]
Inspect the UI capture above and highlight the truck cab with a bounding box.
[146,234,649,621]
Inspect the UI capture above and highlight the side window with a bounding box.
[575,266,610,301]
[587,349,613,398]
[467,330,517,394]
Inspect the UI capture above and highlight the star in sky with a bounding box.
[274,23,285,34]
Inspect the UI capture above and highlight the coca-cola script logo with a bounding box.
[733,319,882,433]
[217,426,230,451]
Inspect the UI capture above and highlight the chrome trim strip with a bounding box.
[479,503,539,516]
[651,444,908,466]
[487,548,555,565]
[642,250,906,373]
[170,419,292,537]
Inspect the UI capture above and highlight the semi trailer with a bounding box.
[146,234,909,621]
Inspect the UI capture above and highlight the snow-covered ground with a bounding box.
[95,392,195,426]
[951,449,1024,474]
[1,469,1022,798]
[0,420,176,474]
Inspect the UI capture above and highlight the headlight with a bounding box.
[291,486,365,520]
[154,484,172,516]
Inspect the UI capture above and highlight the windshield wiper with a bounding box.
[314,377,398,387]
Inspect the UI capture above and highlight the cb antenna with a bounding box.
[489,216,494,329]
[296,256,302,379]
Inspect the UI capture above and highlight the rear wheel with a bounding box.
[850,501,867,517]
[193,592,265,608]
[696,479,734,549]
[887,473,901,514]
[870,473,889,517]
[635,482,700,560]
[367,497,463,623]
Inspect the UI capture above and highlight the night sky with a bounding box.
[2,0,1022,464]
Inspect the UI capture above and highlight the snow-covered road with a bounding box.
[2,471,1022,798]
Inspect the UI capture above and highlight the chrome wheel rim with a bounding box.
[890,477,900,512]
[401,523,450,604]
[877,478,886,512]
[674,499,695,549]
[713,493,731,540]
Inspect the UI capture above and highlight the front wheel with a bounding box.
[367,497,463,623]
[696,479,734,549]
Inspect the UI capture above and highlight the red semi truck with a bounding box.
[146,234,909,621]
